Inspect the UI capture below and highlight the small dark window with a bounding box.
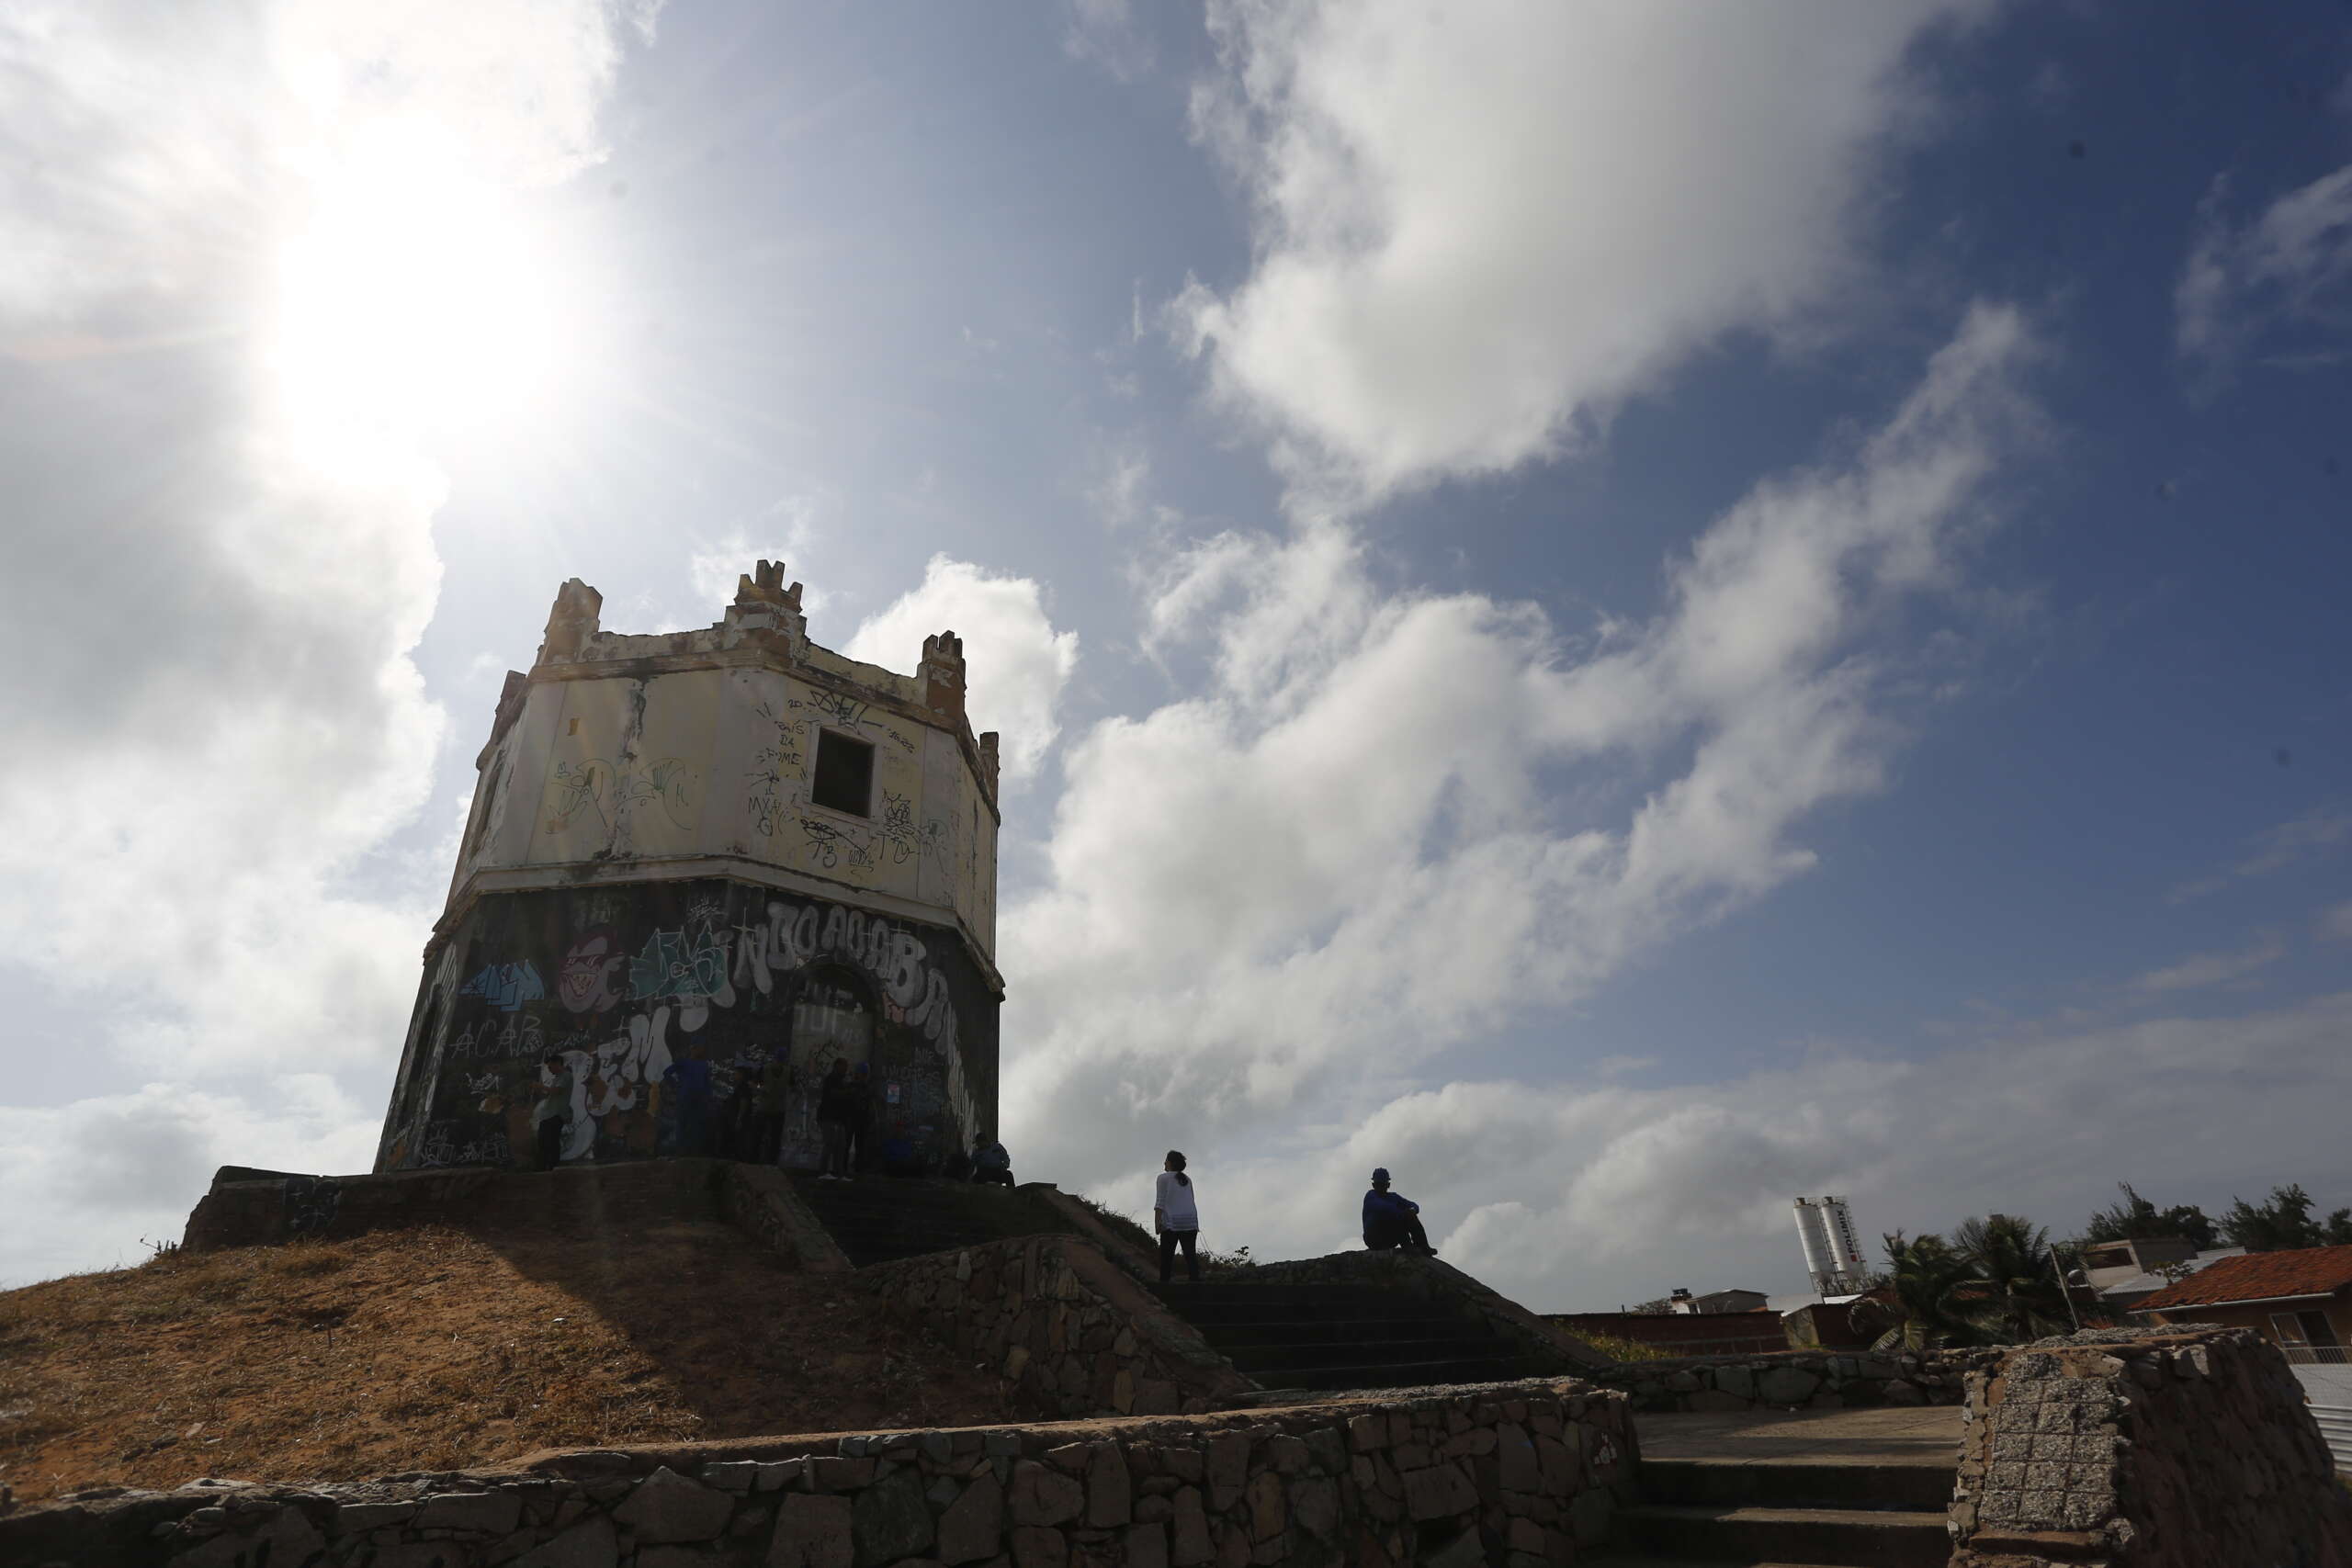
[810,729,875,817]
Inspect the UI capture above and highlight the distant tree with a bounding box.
[1848,1233,1987,1352]
[2326,1208,2352,1247]
[1952,1213,2074,1343]
[1627,1296,1674,1315]
[2221,1184,2332,1252]
[2081,1182,2217,1251]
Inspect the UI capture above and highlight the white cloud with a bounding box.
[1003,304,2036,1184]
[1063,0,1156,84]
[843,556,1080,784]
[0,1080,380,1288]
[2126,937,2285,995]
[0,0,648,1281]
[2319,901,2352,944]
[2168,804,2352,903]
[2177,165,2352,383]
[1173,0,1991,508]
[1102,990,2352,1312]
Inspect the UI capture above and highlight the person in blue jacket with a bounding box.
[1362,1168,1437,1256]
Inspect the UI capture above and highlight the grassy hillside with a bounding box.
[0,1213,1011,1505]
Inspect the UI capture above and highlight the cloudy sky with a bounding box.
[4,0,2349,1310]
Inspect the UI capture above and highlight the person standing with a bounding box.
[1362,1168,1437,1256]
[532,1053,572,1171]
[815,1058,852,1179]
[1155,1150,1202,1284]
[751,1046,790,1164]
[842,1063,874,1178]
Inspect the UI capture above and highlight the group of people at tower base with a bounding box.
[530,1048,1014,1185]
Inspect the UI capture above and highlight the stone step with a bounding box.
[1611,1504,1951,1568]
[1177,1315,1472,1344]
[1637,1458,1955,1512]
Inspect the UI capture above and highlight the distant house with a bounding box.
[2133,1244,2352,1360]
[2082,1240,2245,1314]
[1675,1288,1769,1315]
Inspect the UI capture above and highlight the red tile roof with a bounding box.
[2135,1244,2352,1312]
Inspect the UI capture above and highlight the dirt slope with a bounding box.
[0,1210,1012,1505]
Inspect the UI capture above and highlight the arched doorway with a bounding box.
[777,964,875,1168]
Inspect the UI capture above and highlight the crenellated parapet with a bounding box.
[389,560,1004,1182]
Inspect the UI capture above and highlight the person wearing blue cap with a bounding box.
[1363,1168,1436,1256]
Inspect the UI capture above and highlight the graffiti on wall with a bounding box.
[795,688,916,753]
[283,1176,341,1235]
[747,700,805,839]
[557,928,626,1013]
[447,1013,546,1060]
[407,885,982,1176]
[628,920,736,1029]
[460,961,545,1012]
[729,896,972,1134]
[544,755,701,836]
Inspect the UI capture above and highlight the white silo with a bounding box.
[1822,1196,1869,1280]
[1792,1198,1837,1293]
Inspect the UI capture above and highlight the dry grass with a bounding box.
[0,1218,1012,1504]
[1567,1330,1681,1363]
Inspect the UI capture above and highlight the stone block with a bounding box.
[1493,1424,1537,1494]
[1121,1521,1168,1568]
[769,1493,854,1568]
[335,1501,418,1531]
[705,1462,762,1494]
[1755,1365,1821,1405]
[514,1513,618,1568]
[1204,1434,1250,1510]
[616,1468,734,1545]
[1010,1461,1083,1529]
[1290,1477,1338,1540]
[1010,1525,1067,1568]
[853,1467,934,1565]
[418,1490,525,1535]
[937,1472,1005,1566]
[1085,1444,1132,1529]
[1170,1487,1212,1566]
[1246,1472,1284,1541]
[810,1458,878,1494]
[1401,1462,1477,1522]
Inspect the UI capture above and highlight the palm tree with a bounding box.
[1849,1233,1986,1351]
[1952,1213,2073,1343]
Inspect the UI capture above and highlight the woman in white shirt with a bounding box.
[1153,1149,1202,1284]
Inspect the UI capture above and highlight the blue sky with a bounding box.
[2,0,2348,1309]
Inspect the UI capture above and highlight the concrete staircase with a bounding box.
[1148,1279,1557,1393]
[1587,1445,1955,1568]
[786,1173,1082,1267]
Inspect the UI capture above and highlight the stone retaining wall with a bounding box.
[0,1380,1638,1568]
[178,1160,851,1275]
[1948,1327,2352,1567]
[861,1235,1257,1418]
[1590,1344,1996,1413]
[1243,1254,1611,1375]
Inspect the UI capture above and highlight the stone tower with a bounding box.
[375,562,1002,1174]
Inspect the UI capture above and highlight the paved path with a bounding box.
[1635,1404,1963,1467]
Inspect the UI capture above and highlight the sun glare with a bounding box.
[270,121,577,443]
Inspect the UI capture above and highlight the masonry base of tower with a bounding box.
[375,876,1000,1178]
